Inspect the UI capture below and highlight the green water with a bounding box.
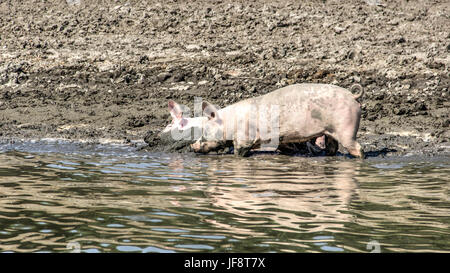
[0,140,448,252]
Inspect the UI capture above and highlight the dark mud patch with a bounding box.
[142,129,194,153]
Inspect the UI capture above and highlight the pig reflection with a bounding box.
[201,157,359,233]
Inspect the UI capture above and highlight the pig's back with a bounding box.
[223,83,357,117]
[264,83,353,102]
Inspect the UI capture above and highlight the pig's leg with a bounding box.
[327,107,364,158]
[324,135,339,156]
[278,143,300,155]
[345,141,364,158]
[309,135,338,156]
[234,139,260,157]
[315,135,326,149]
[328,131,364,158]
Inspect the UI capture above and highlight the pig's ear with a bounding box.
[168,100,182,120]
[202,101,219,120]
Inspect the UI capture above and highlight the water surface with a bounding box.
[0,140,448,252]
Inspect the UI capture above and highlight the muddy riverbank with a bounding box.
[0,0,448,156]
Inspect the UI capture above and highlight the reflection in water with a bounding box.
[203,157,357,237]
[0,141,449,252]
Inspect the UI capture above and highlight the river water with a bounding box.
[0,140,448,253]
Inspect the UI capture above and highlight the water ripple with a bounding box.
[0,143,449,252]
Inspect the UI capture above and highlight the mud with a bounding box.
[0,0,449,156]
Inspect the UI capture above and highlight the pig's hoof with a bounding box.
[347,149,365,159]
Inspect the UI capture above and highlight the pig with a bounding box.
[161,100,205,137]
[155,100,206,151]
[161,100,337,155]
[191,83,364,158]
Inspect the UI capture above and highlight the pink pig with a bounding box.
[191,83,364,158]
